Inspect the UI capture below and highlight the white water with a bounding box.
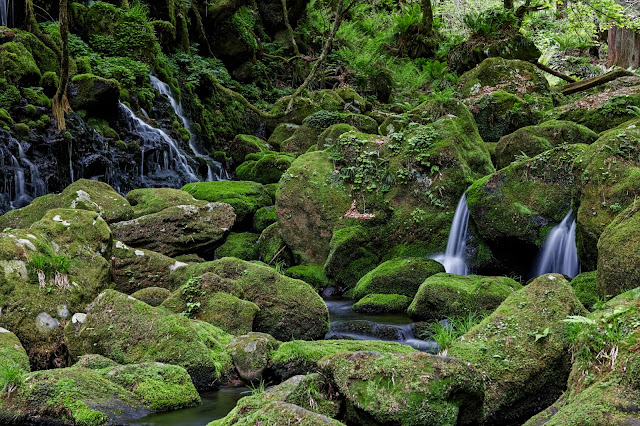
[119,102,198,183]
[432,193,470,275]
[532,210,581,279]
[0,0,12,27]
[149,75,228,181]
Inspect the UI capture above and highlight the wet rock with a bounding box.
[227,332,279,381]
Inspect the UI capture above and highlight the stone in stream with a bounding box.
[351,294,412,314]
[226,332,280,381]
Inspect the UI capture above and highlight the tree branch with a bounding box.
[535,62,577,83]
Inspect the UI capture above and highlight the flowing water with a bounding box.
[0,0,13,27]
[432,193,470,275]
[532,210,581,279]
[0,136,46,211]
[149,75,228,181]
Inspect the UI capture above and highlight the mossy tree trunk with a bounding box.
[24,0,39,32]
[52,0,71,131]
[421,0,433,35]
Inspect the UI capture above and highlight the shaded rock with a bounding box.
[69,74,120,116]
[215,232,260,261]
[227,332,279,381]
[351,294,412,314]
[130,287,172,307]
[252,206,276,233]
[126,187,203,218]
[258,223,294,266]
[228,134,270,167]
[0,328,30,373]
[458,58,550,99]
[569,271,598,311]
[235,151,294,184]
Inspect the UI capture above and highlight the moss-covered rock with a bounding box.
[228,134,270,166]
[226,332,279,381]
[258,222,294,266]
[448,274,587,424]
[320,351,484,426]
[351,294,412,314]
[324,225,379,287]
[277,123,321,154]
[596,202,640,297]
[467,144,587,272]
[211,374,342,425]
[170,258,329,341]
[269,96,322,126]
[130,287,172,307]
[65,289,232,390]
[0,361,200,424]
[317,123,358,148]
[0,179,133,229]
[252,206,276,233]
[351,257,445,300]
[495,120,598,169]
[266,123,299,151]
[215,232,260,261]
[111,202,234,258]
[284,265,331,290]
[69,73,120,116]
[235,151,294,184]
[126,187,202,218]
[162,272,260,336]
[458,58,550,99]
[407,273,522,321]
[0,328,30,374]
[573,122,640,269]
[569,271,599,311]
[0,42,41,86]
[182,181,272,226]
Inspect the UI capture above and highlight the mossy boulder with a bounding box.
[65,289,233,390]
[0,361,199,424]
[0,179,133,229]
[170,258,329,341]
[448,274,587,425]
[323,225,379,287]
[162,272,260,336]
[211,374,342,425]
[0,209,112,370]
[126,187,202,218]
[304,110,378,134]
[320,351,485,426]
[258,223,294,266]
[0,42,41,86]
[266,123,298,150]
[466,144,587,272]
[351,257,445,299]
[336,87,367,111]
[596,202,640,297]
[182,181,272,226]
[269,340,418,381]
[235,151,294,184]
[69,74,120,116]
[284,265,331,290]
[130,287,172,307]
[317,123,359,148]
[215,232,260,261]
[269,96,322,126]
[226,332,279,381]
[111,241,187,294]
[495,120,598,169]
[0,328,30,374]
[569,271,599,311]
[458,58,550,99]
[407,273,522,321]
[351,294,412,314]
[572,122,640,269]
[228,134,270,166]
[111,202,235,258]
[252,206,277,233]
[278,123,321,154]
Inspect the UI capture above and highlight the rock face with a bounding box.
[111,202,235,258]
[320,351,485,426]
[467,144,586,274]
[597,203,640,297]
[170,258,329,341]
[448,274,587,425]
[0,328,30,374]
[0,360,200,425]
[65,290,233,391]
[226,332,280,381]
[407,273,522,321]
[573,120,640,270]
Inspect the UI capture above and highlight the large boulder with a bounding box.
[320,351,485,425]
[494,120,598,169]
[170,258,329,341]
[215,232,260,261]
[572,121,640,269]
[69,74,120,116]
[0,361,200,424]
[350,257,445,299]
[0,179,133,229]
[111,202,235,258]
[226,332,280,381]
[407,273,522,321]
[235,151,294,184]
[458,58,550,99]
[467,144,587,274]
[448,274,587,425]
[125,187,203,218]
[351,294,412,314]
[65,290,233,390]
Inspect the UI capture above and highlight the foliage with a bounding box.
[0,362,24,394]
[463,7,517,36]
[426,312,485,352]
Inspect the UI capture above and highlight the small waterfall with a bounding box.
[149,75,228,181]
[432,193,470,275]
[17,142,46,198]
[532,210,581,279]
[119,102,199,184]
[0,0,12,27]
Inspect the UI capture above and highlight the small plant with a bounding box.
[181,276,205,318]
[27,252,72,289]
[0,362,23,394]
[244,377,268,396]
[628,106,640,119]
[427,312,484,352]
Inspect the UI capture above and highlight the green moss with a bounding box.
[228,134,269,166]
[12,30,58,75]
[252,206,276,233]
[324,226,379,287]
[0,108,13,131]
[569,271,599,311]
[215,233,260,261]
[258,223,294,267]
[235,151,294,184]
[111,241,182,294]
[126,187,201,218]
[458,58,550,99]
[0,42,41,86]
[269,96,322,125]
[0,78,20,110]
[226,332,279,382]
[278,124,321,154]
[21,87,51,108]
[352,294,412,314]
[130,287,171,307]
[0,330,30,374]
[13,123,29,139]
[351,257,445,299]
[284,265,331,290]
[408,273,522,321]
[87,118,119,139]
[267,123,299,151]
[555,91,640,133]
[40,71,59,97]
[317,123,358,148]
[70,74,121,113]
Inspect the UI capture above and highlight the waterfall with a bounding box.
[149,75,228,181]
[119,102,199,184]
[0,0,12,27]
[532,210,581,279]
[432,193,470,275]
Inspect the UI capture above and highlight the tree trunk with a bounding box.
[24,0,38,32]
[421,0,433,35]
[504,0,514,9]
[608,26,640,69]
[52,0,71,131]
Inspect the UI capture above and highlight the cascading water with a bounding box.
[432,193,470,275]
[532,210,581,279]
[119,102,199,185]
[149,75,228,181]
[0,136,47,212]
[0,0,13,27]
